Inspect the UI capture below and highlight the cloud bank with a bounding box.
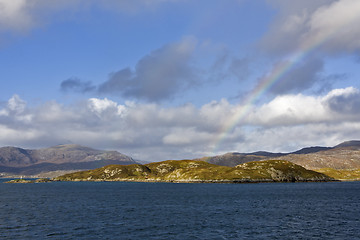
[1,87,359,161]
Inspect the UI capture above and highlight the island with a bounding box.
[51,159,334,183]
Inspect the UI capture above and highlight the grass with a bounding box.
[315,168,360,181]
[54,159,334,183]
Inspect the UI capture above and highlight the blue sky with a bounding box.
[0,0,360,161]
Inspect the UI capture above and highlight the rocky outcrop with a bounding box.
[5,178,53,183]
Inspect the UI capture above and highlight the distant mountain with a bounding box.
[334,140,360,149]
[277,147,360,170]
[54,159,334,183]
[290,146,333,155]
[197,153,267,167]
[0,144,135,176]
[247,151,286,157]
[200,140,360,170]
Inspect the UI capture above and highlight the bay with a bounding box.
[0,180,359,239]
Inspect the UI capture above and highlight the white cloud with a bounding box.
[248,94,324,126]
[247,87,360,126]
[0,88,360,160]
[163,127,213,145]
[7,94,26,114]
[0,0,33,31]
[263,0,360,54]
[88,98,127,117]
[304,0,360,52]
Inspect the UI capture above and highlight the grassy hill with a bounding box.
[54,159,334,183]
[315,168,360,181]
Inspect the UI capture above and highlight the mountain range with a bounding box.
[0,144,135,176]
[1,140,360,179]
[199,140,360,170]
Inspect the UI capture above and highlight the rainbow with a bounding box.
[210,23,345,154]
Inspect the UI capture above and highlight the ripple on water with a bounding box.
[0,182,359,239]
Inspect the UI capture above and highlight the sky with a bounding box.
[1,0,360,161]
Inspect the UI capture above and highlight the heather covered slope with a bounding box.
[54,159,334,183]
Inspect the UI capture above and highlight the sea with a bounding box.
[0,180,359,240]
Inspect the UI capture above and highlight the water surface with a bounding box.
[0,180,359,239]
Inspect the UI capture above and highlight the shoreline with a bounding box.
[4,178,342,184]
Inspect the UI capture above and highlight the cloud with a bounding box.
[7,94,26,114]
[269,57,324,94]
[0,0,33,31]
[88,98,127,118]
[98,0,183,13]
[0,0,183,32]
[1,87,360,160]
[60,78,96,93]
[209,50,250,83]
[323,87,360,114]
[256,0,358,98]
[63,39,250,102]
[305,0,360,53]
[262,0,360,55]
[247,93,328,126]
[98,37,199,102]
[247,87,360,126]
[0,0,82,32]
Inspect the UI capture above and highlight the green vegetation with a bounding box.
[54,159,334,183]
[5,179,34,183]
[5,178,52,183]
[315,168,360,181]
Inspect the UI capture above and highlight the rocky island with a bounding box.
[53,159,334,183]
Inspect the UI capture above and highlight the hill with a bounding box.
[197,153,267,167]
[54,159,334,183]
[276,143,360,170]
[0,144,135,176]
[200,140,360,169]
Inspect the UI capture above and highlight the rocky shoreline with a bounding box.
[5,177,338,184]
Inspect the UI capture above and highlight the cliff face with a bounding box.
[0,144,135,175]
[54,159,334,183]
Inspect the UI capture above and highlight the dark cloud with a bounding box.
[60,78,96,93]
[229,57,250,81]
[269,58,324,94]
[314,73,347,94]
[209,51,250,83]
[98,38,198,102]
[326,88,360,114]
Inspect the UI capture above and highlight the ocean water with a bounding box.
[0,180,359,240]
